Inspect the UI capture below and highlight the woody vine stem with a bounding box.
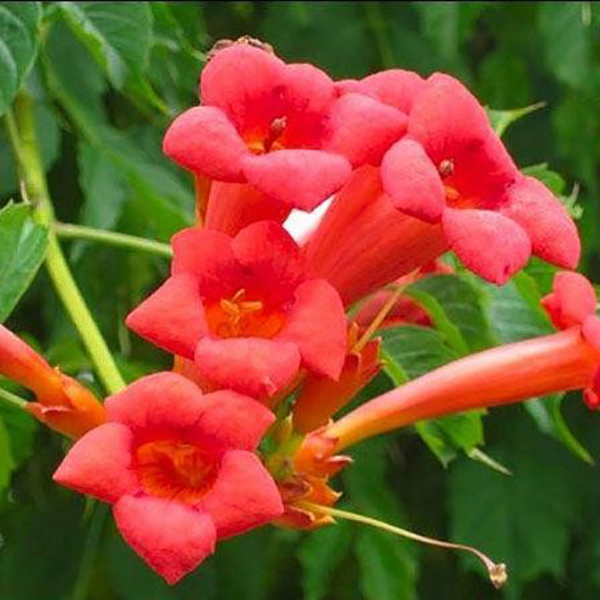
[4,93,126,396]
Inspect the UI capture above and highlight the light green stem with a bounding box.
[7,94,126,395]
[55,222,173,258]
[0,387,28,409]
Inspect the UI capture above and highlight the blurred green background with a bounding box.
[1,2,600,599]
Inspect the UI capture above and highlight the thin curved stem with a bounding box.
[299,501,507,589]
[54,223,172,258]
[0,387,28,410]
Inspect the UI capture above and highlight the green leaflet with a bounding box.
[0,203,48,322]
[0,2,41,115]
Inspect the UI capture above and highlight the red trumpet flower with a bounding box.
[0,324,105,438]
[164,41,406,234]
[54,372,283,584]
[297,272,600,460]
[304,74,579,305]
[126,221,347,401]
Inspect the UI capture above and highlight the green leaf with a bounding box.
[0,1,42,115]
[482,272,593,462]
[487,102,545,137]
[448,412,581,594]
[522,162,566,195]
[482,273,552,343]
[0,203,48,322]
[538,2,592,89]
[298,522,354,600]
[57,1,153,89]
[44,25,193,239]
[344,438,418,600]
[77,141,127,233]
[415,411,485,467]
[0,401,37,468]
[382,325,484,464]
[0,496,85,599]
[381,325,459,380]
[525,394,594,465]
[407,274,496,353]
[0,418,14,494]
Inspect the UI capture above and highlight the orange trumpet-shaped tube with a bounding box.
[0,325,105,438]
[303,328,600,456]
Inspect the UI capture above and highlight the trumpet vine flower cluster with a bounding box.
[3,38,597,587]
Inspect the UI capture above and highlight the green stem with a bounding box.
[55,222,173,258]
[7,94,126,395]
[0,387,28,410]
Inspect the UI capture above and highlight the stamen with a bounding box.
[439,159,454,178]
[299,502,508,589]
[444,185,460,201]
[353,276,415,353]
[264,117,287,153]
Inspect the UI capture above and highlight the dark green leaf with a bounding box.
[77,141,127,233]
[298,522,354,600]
[0,418,13,494]
[381,325,459,380]
[538,2,593,89]
[448,413,581,593]
[408,274,496,352]
[345,438,418,600]
[0,1,41,115]
[0,203,48,322]
[487,102,545,137]
[382,325,484,464]
[57,1,153,89]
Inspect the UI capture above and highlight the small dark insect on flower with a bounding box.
[206,35,274,61]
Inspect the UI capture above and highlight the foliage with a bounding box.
[1,2,599,599]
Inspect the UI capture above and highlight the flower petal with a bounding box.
[232,221,305,304]
[114,494,216,585]
[53,423,137,503]
[194,337,301,398]
[544,271,597,329]
[381,138,446,223]
[408,74,517,199]
[281,63,335,148]
[125,275,207,359]
[200,44,286,133]
[205,182,291,236]
[198,450,283,538]
[171,228,242,300]
[355,69,427,113]
[162,106,247,181]
[105,372,208,432]
[277,279,346,380]
[193,389,275,451]
[443,208,531,284]
[408,73,492,163]
[583,316,600,351]
[501,176,580,269]
[325,93,408,167]
[242,149,352,211]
